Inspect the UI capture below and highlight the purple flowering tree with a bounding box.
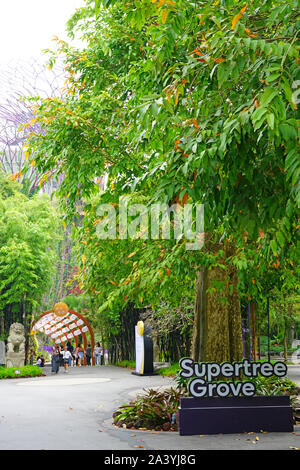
[0,59,74,307]
[0,58,106,308]
[0,59,65,194]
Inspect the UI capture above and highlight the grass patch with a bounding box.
[115,361,180,376]
[0,365,44,379]
[115,360,136,370]
[156,363,179,376]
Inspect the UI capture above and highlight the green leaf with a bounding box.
[267,113,275,129]
[270,239,278,255]
[276,231,285,248]
[265,73,281,83]
[260,88,278,107]
[95,0,101,14]
[279,124,297,141]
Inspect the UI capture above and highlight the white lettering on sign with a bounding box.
[179,358,288,398]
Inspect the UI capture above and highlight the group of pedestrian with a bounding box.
[94,342,109,365]
[51,346,72,374]
[50,341,109,374]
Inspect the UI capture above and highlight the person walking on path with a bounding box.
[104,348,109,365]
[74,345,79,367]
[76,344,84,366]
[62,347,72,373]
[51,348,60,374]
[58,346,64,368]
[86,344,92,366]
[67,341,74,367]
[94,342,101,366]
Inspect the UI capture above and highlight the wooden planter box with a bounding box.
[179,396,294,436]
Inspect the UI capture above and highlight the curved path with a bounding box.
[0,365,174,450]
[0,365,299,450]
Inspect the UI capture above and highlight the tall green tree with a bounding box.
[24,0,299,362]
[0,172,60,340]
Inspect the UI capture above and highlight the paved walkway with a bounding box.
[0,365,299,450]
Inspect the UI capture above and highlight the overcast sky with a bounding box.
[0,0,86,66]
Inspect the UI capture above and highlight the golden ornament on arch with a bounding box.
[53,302,69,317]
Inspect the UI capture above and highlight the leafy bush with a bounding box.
[0,365,43,379]
[113,388,181,431]
[260,342,286,355]
[259,337,298,356]
[248,375,299,397]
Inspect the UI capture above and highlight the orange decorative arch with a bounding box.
[31,305,95,366]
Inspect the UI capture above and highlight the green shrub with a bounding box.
[0,365,43,379]
[248,375,299,397]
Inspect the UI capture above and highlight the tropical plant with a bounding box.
[113,387,181,431]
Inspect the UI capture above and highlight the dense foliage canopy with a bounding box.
[23,0,299,355]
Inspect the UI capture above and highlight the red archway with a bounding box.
[31,307,95,366]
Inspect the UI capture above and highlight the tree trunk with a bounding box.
[227,260,244,362]
[251,302,257,361]
[191,241,244,363]
[289,325,295,346]
[191,268,206,361]
[284,316,288,362]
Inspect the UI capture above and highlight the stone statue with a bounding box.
[6,322,25,368]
